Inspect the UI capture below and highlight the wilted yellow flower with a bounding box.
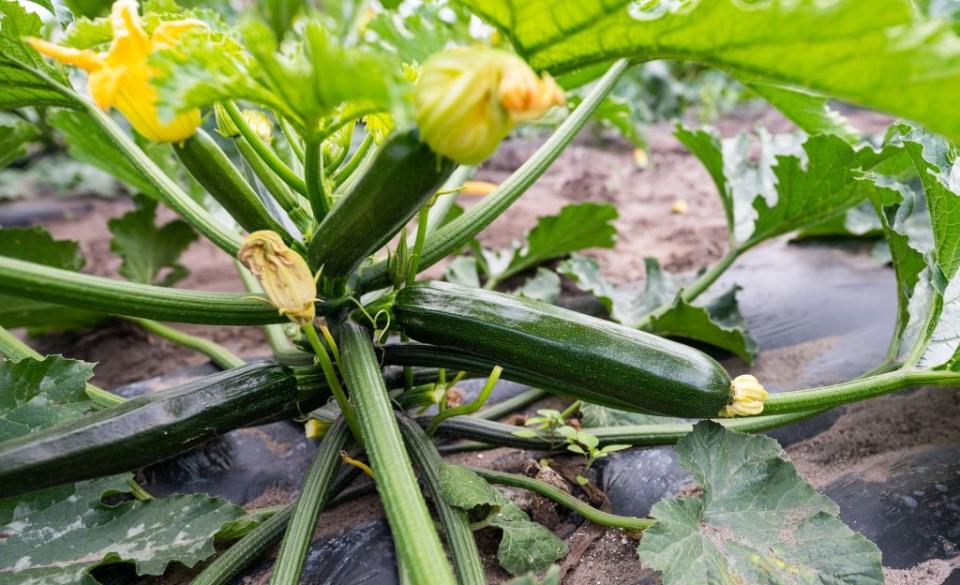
[28,0,203,143]
[304,418,330,439]
[414,47,565,165]
[242,109,274,143]
[719,375,768,417]
[238,230,316,325]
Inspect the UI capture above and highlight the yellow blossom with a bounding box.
[719,375,768,417]
[238,230,316,325]
[414,47,565,165]
[28,0,204,143]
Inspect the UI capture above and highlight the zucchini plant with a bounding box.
[1,0,960,583]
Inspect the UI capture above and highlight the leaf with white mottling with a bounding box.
[515,268,561,303]
[0,355,95,443]
[637,421,883,585]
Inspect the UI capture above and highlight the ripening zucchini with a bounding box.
[175,129,295,242]
[306,130,455,276]
[393,281,753,418]
[0,362,328,499]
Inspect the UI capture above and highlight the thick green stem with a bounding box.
[0,256,283,325]
[302,324,361,440]
[127,318,245,370]
[83,103,242,256]
[332,132,374,188]
[269,419,349,585]
[763,368,960,414]
[237,138,314,234]
[224,101,307,195]
[304,139,332,220]
[278,116,306,162]
[359,59,631,291]
[424,409,825,449]
[339,321,457,585]
[468,467,654,531]
[0,325,123,407]
[397,415,485,585]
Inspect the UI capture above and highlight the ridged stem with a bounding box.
[397,415,485,585]
[127,318,245,370]
[304,139,332,220]
[332,132,374,187]
[82,102,242,256]
[339,321,456,585]
[468,467,654,531]
[269,419,349,585]
[237,138,314,234]
[302,324,361,440]
[224,101,307,195]
[475,388,548,420]
[0,256,283,325]
[359,59,630,291]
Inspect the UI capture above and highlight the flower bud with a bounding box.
[719,374,768,417]
[414,47,565,165]
[238,230,316,325]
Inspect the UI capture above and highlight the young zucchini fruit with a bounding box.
[393,281,764,419]
[306,129,455,277]
[175,129,295,242]
[0,362,329,499]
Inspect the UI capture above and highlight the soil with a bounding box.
[6,105,956,584]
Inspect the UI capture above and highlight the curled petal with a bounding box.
[238,230,316,325]
[151,19,207,50]
[27,38,103,71]
[718,374,768,417]
[107,0,150,67]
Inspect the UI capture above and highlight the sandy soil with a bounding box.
[7,106,955,584]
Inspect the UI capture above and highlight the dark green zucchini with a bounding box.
[0,362,328,499]
[306,129,455,276]
[175,129,295,242]
[393,281,733,418]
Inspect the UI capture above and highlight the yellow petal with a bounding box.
[113,81,201,143]
[151,19,207,50]
[238,231,316,325]
[87,66,124,110]
[27,38,104,71]
[107,0,150,67]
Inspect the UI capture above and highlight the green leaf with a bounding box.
[0,355,95,442]
[440,465,567,575]
[637,421,883,585]
[0,112,37,169]
[515,268,561,303]
[263,0,304,40]
[749,84,859,143]
[559,255,756,360]
[439,463,503,524]
[795,202,883,239]
[647,285,757,363]
[675,124,897,246]
[365,3,473,65]
[510,202,617,273]
[0,0,76,110]
[508,566,561,585]
[108,196,197,286]
[578,94,644,147]
[154,19,394,134]
[456,0,960,143]
[444,255,481,288]
[0,476,245,584]
[61,16,113,49]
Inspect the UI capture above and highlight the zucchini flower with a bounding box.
[28,0,204,143]
[238,230,316,325]
[414,47,565,164]
[720,375,768,417]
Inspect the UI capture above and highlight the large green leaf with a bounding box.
[0,355,95,442]
[0,0,76,110]
[0,475,244,584]
[637,421,883,585]
[456,0,960,143]
[559,255,756,361]
[508,202,618,275]
[108,196,197,286]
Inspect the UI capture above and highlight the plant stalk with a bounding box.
[304,139,332,220]
[269,418,349,585]
[0,256,283,325]
[339,321,457,585]
[397,415,485,585]
[468,466,654,531]
[224,101,307,195]
[333,132,374,187]
[302,324,361,440]
[127,318,245,370]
